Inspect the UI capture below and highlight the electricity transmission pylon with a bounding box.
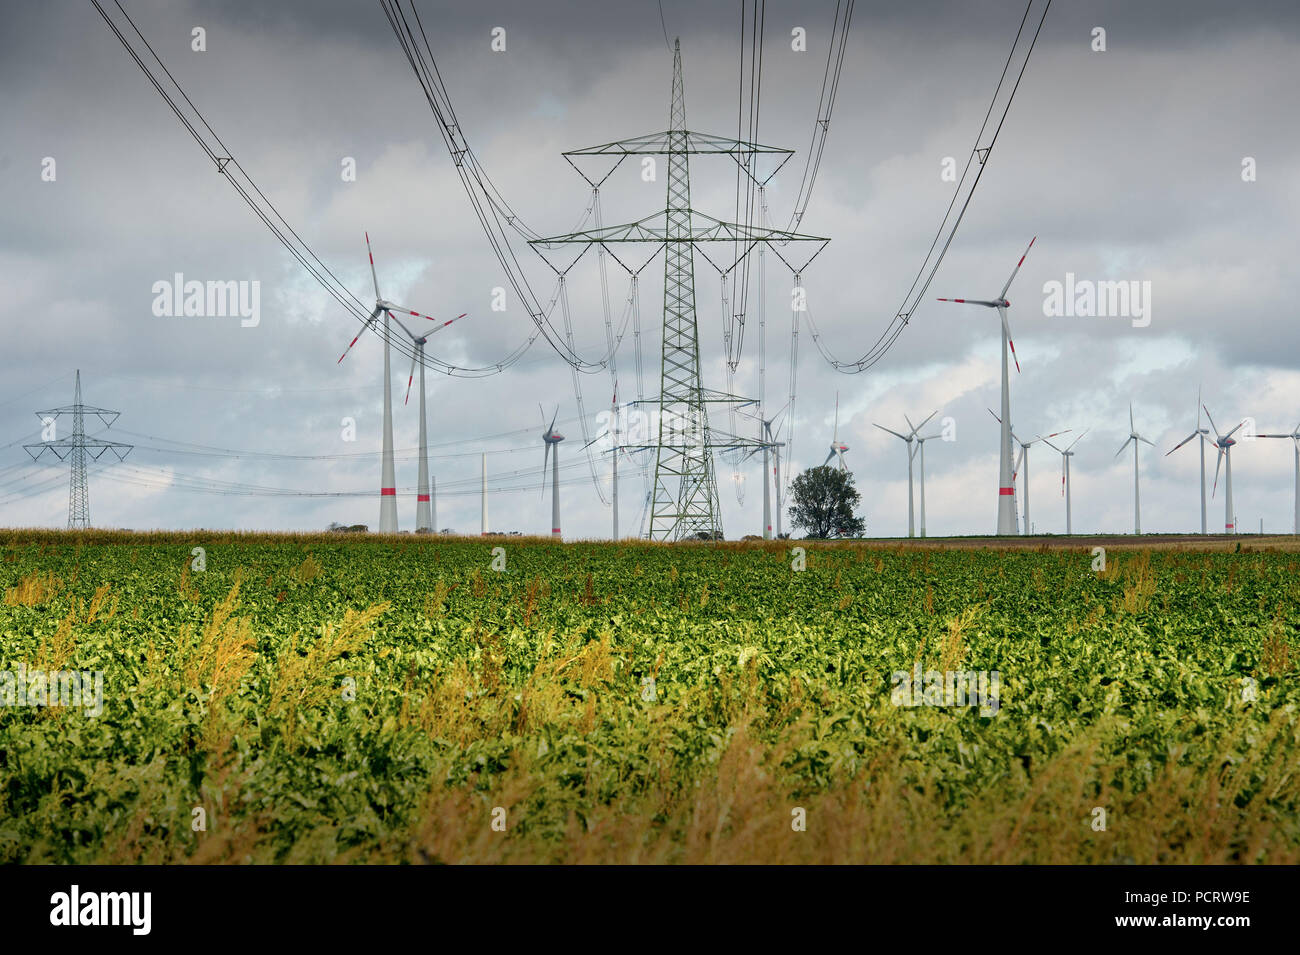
[530,39,826,540]
[25,370,133,529]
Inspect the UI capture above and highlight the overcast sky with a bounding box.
[3,0,1299,537]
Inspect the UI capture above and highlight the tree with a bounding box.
[788,465,866,539]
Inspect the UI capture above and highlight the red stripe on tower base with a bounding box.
[552,528,561,534]
[999,487,1015,495]
[417,494,430,502]
[381,488,396,496]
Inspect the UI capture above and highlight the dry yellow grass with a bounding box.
[4,569,61,606]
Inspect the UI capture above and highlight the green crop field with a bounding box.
[1,530,1297,864]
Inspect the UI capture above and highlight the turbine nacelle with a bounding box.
[823,392,850,470]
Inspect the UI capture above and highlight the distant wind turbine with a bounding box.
[1165,387,1211,534]
[1042,429,1088,534]
[1115,403,1155,534]
[914,425,946,538]
[1202,404,1247,534]
[540,406,565,538]
[874,410,938,538]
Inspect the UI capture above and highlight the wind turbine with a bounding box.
[1258,420,1300,534]
[1115,404,1155,534]
[1042,429,1088,534]
[394,312,467,532]
[823,393,849,471]
[937,236,1035,535]
[1202,404,1247,534]
[338,232,451,534]
[1165,387,1211,534]
[874,410,938,538]
[913,425,946,538]
[989,409,1070,535]
[540,406,565,538]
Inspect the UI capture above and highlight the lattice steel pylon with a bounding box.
[25,370,132,529]
[530,39,828,540]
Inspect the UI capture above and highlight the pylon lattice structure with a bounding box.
[25,370,133,529]
[530,39,827,540]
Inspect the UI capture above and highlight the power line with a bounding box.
[90,0,537,379]
[804,0,1053,374]
[657,1,672,52]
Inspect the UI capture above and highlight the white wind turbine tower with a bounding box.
[1165,387,1211,534]
[1258,419,1300,534]
[1115,403,1155,535]
[395,311,467,532]
[337,232,451,534]
[1041,429,1087,534]
[989,409,1069,535]
[937,236,1035,535]
[540,406,565,538]
[761,415,786,539]
[823,393,849,471]
[1202,403,1247,534]
[874,410,938,538]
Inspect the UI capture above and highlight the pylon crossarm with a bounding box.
[530,209,827,248]
[36,405,120,426]
[564,129,792,158]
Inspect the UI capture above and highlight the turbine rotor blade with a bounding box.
[541,442,551,500]
[1167,431,1200,455]
[404,351,417,406]
[364,231,381,300]
[873,423,907,441]
[338,331,364,364]
[1225,419,1247,439]
[1212,446,1224,497]
[999,236,1037,299]
[1202,405,1221,440]
[914,409,938,436]
[996,306,1020,373]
